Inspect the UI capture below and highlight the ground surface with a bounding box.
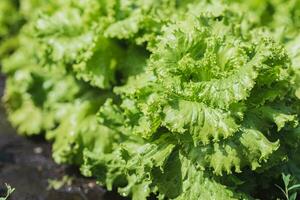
[0,75,127,200]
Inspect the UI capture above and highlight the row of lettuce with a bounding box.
[1,0,300,199]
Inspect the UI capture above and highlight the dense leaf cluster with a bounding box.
[1,0,300,199]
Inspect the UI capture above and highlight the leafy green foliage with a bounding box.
[1,0,300,199]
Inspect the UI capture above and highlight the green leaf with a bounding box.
[163,100,239,144]
[239,128,279,170]
[290,192,297,200]
[289,184,300,191]
[0,184,15,200]
[82,135,176,200]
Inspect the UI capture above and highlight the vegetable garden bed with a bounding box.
[1,0,300,200]
[0,76,126,200]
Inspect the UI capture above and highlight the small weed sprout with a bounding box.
[0,183,15,200]
[276,173,300,200]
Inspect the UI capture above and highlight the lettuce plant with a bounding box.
[1,0,300,199]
